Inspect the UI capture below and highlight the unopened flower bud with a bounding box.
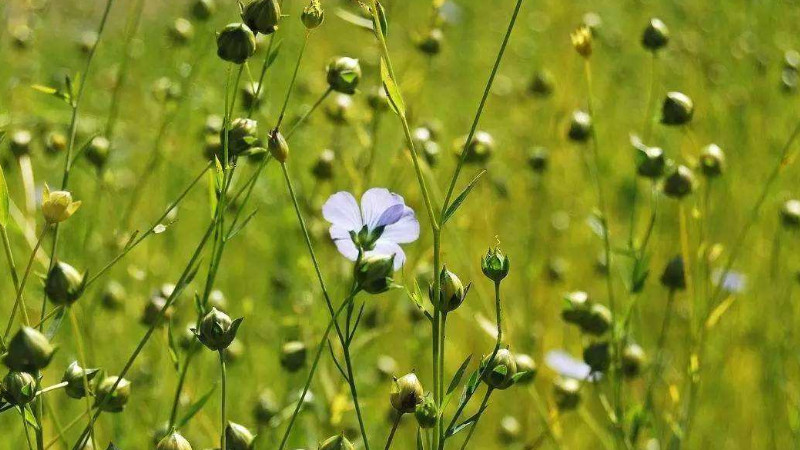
[311,149,335,180]
[417,28,443,55]
[191,0,216,21]
[267,129,289,163]
[253,389,279,425]
[62,361,99,399]
[781,199,800,229]
[355,254,396,294]
[141,293,175,327]
[216,23,256,64]
[243,0,281,35]
[11,25,33,50]
[529,69,555,97]
[660,255,686,290]
[2,371,37,406]
[301,0,324,30]
[481,247,510,283]
[156,430,192,450]
[195,307,243,351]
[567,110,592,142]
[95,376,131,412]
[513,353,537,384]
[553,377,581,410]
[481,348,517,390]
[326,57,362,94]
[325,93,353,124]
[662,165,695,199]
[583,304,612,336]
[45,131,67,155]
[280,341,307,372]
[220,117,259,159]
[499,416,522,444]
[528,147,549,173]
[10,129,32,157]
[169,18,194,44]
[635,145,666,178]
[438,267,467,312]
[42,184,82,223]
[582,341,610,373]
[85,135,111,170]
[390,373,424,413]
[415,393,437,429]
[240,82,263,111]
[3,326,56,372]
[642,18,669,51]
[699,144,725,178]
[225,422,255,450]
[622,343,647,377]
[77,31,98,54]
[368,87,389,112]
[319,434,355,450]
[457,131,494,164]
[571,26,592,58]
[661,92,694,126]
[45,261,86,305]
[101,280,126,310]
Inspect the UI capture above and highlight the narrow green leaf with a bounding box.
[334,8,373,30]
[0,163,9,227]
[372,2,388,38]
[167,321,180,373]
[380,58,405,117]
[447,355,472,395]
[45,306,67,340]
[177,383,217,428]
[442,169,487,225]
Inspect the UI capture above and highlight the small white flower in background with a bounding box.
[545,349,601,382]
[322,188,420,270]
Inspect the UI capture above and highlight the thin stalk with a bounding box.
[457,388,494,450]
[168,345,198,429]
[68,308,96,448]
[340,304,370,449]
[384,413,402,450]
[247,33,276,119]
[285,87,332,139]
[642,52,658,142]
[35,381,69,397]
[276,31,311,129]
[3,225,49,338]
[45,409,90,449]
[105,0,145,138]
[219,350,227,450]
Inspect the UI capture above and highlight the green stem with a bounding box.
[247,33,276,119]
[219,350,227,450]
[285,87,332,140]
[276,31,310,129]
[457,388,493,450]
[68,308,96,448]
[168,345,198,429]
[384,413,402,450]
[3,225,49,338]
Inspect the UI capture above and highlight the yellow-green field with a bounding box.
[2,0,800,448]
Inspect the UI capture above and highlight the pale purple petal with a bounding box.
[361,188,404,229]
[376,204,405,228]
[545,350,601,382]
[368,239,405,270]
[330,225,359,261]
[381,206,420,244]
[322,192,362,231]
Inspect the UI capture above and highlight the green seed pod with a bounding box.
[582,341,611,373]
[311,149,335,180]
[528,147,549,173]
[621,343,647,378]
[220,117,259,159]
[85,135,111,170]
[481,348,517,390]
[141,293,175,327]
[216,23,256,64]
[699,143,725,177]
[267,129,289,163]
[553,377,581,410]
[191,0,216,21]
[2,371,37,406]
[390,373,424,413]
[641,18,669,51]
[325,93,353,124]
[319,434,355,450]
[195,307,243,351]
[781,199,800,229]
[301,0,325,30]
[457,131,494,164]
[660,92,694,126]
[414,393,437,428]
[253,389,279,425]
[156,430,193,450]
[567,110,592,142]
[77,31,98,54]
[243,0,281,35]
[169,18,194,44]
[529,69,555,97]
[62,361,100,399]
[417,28,443,55]
[636,146,666,179]
[660,255,686,291]
[3,327,56,372]
[225,422,255,450]
[481,247,510,283]
[326,57,362,94]
[498,415,522,444]
[422,140,441,167]
[45,261,86,305]
[280,341,307,372]
[240,82,263,111]
[94,376,131,413]
[582,303,612,336]
[355,254,395,294]
[152,77,182,103]
[98,280,125,311]
[10,129,32,157]
[561,291,591,326]
[571,25,592,58]
[662,165,695,199]
[45,131,67,155]
[513,353,537,384]
[438,266,467,312]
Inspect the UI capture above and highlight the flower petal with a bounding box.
[322,191,362,230]
[375,204,405,228]
[361,188,404,229]
[368,239,405,270]
[330,225,359,261]
[380,206,420,244]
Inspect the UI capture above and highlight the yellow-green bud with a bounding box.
[481,348,517,390]
[45,261,86,305]
[390,373,424,413]
[2,371,37,406]
[216,23,256,64]
[225,422,255,450]
[481,246,510,283]
[195,307,243,351]
[101,280,126,310]
[438,267,467,312]
[156,430,193,450]
[280,341,307,372]
[253,389,279,425]
[699,143,725,177]
[85,135,111,170]
[499,415,522,444]
[3,327,56,372]
[325,94,353,124]
[220,117,259,159]
[191,0,216,21]
[45,131,67,155]
[42,184,82,223]
[622,343,647,378]
[267,130,289,163]
[326,57,362,94]
[77,31,98,54]
[414,393,437,428]
[355,254,396,294]
[94,376,131,413]
[169,18,194,44]
[319,434,355,450]
[243,0,281,35]
[62,361,99,399]
[570,25,592,58]
[457,131,494,164]
[301,0,324,30]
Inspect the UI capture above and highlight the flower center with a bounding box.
[350,224,385,251]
